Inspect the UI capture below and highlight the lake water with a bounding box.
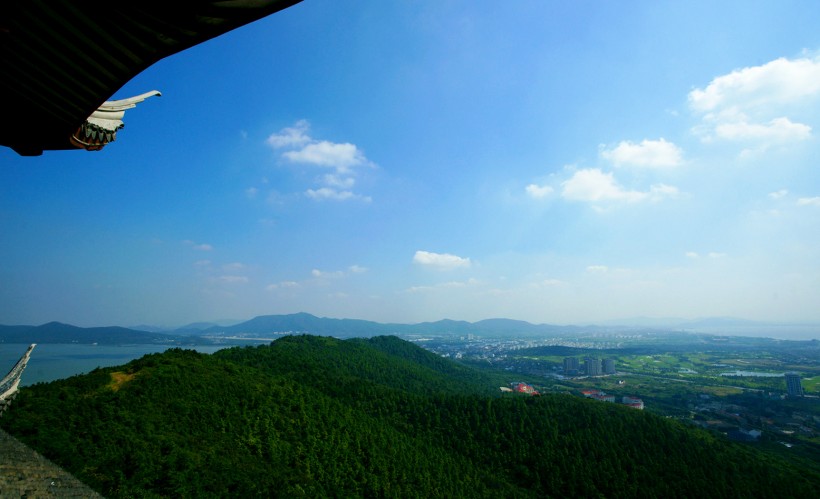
[0,344,234,387]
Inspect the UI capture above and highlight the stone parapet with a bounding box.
[0,428,103,498]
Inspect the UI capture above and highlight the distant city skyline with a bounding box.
[2,2,820,334]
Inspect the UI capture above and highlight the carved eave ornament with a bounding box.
[70,90,161,151]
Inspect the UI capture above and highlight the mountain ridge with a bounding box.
[2,313,818,343]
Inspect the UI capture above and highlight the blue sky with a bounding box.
[2,1,820,332]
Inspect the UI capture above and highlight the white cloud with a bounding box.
[309,265,367,279]
[284,141,367,173]
[413,250,471,270]
[769,189,789,200]
[714,116,811,143]
[311,269,344,278]
[306,187,371,202]
[266,120,375,201]
[689,55,820,113]
[586,265,609,273]
[223,262,245,271]
[184,240,213,251]
[797,196,820,206]
[323,174,356,189]
[266,119,311,148]
[194,259,211,267]
[560,169,677,204]
[267,281,299,290]
[648,183,680,199]
[686,252,726,259]
[407,278,479,293]
[600,138,683,168]
[562,169,641,203]
[245,187,259,199]
[525,183,554,199]
[689,55,820,151]
[218,275,249,284]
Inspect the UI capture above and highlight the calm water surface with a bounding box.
[0,343,234,387]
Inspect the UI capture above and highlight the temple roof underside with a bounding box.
[0,1,302,156]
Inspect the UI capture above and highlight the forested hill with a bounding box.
[2,336,818,498]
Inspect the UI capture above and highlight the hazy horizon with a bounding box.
[3,312,818,341]
[3,1,820,329]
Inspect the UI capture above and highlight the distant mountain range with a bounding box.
[0,313,605,344]
[1,313,817,344]
[0,322,200,345]
[191,313,591,337]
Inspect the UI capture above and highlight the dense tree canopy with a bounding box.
[2,335,818,497]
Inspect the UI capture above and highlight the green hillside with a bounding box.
[2,336,817,497]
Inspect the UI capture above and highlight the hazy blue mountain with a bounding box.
[205,313,598,338]
[681,317,773,329]
[597,316,691,328]
[0,322,200,345]
[128,324,169,333]
[203,312,399,337]
[5,313,815,344]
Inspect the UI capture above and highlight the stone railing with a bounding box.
[0,428,104,498]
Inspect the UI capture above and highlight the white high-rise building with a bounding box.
[785,372,804,397]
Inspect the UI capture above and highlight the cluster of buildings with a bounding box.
[564,356,616,377]
[581,389,644,410]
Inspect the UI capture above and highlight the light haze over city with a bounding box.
[1,1,820,337]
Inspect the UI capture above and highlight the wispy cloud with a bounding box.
[413,250,471,271]
[267,120,374,202]
[797,196,820,206]
[266,119,311,148]
[600,138,683,168]
[561,169,678,204]
[525,183,554,199]
[538,278,564,286]
[769,189,789,200]
[266,281,300,290]
[713,116,810,142]
[217,275,249,284]
[407,278,479,293]
[685,251,727,259]
[184,240,213,251]
[306,187,372,202]
[311,268,345,279]
[586,265,609,273]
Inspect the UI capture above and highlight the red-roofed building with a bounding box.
[511,382,539,396]
[622,396,644,410]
